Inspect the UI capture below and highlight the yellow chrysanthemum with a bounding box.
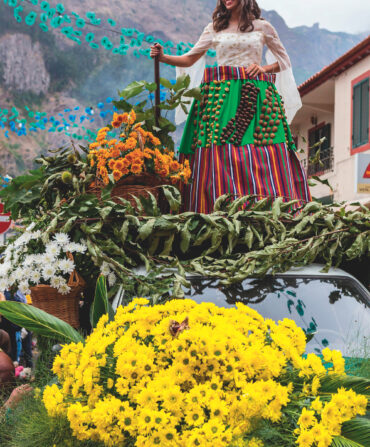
[43,299,367,447]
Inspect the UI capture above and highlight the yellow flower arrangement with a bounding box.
[88,110,191,186]
[42,299,368,447]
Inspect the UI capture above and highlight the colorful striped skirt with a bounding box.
[179,66,311,214]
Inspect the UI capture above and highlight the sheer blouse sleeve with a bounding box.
[261,20,302,123]
[262,21,291,71]
[186,22,214,56]
[175,23,214,125]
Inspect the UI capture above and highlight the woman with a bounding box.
[151,0,311,213]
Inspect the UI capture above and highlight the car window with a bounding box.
[185,276,370,357]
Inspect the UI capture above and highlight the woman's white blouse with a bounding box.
[176,20,302,125]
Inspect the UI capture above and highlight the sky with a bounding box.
[259,0,370,34]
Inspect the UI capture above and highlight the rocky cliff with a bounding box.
[0,33,50,95]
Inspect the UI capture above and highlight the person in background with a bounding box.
[1,288,33,367]
[0,329,14,386]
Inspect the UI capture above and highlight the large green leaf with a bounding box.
[162,185,181,213]
[0,302,83,344]
[332,436,364,447]
[160,77,173,89]
[183,87,202,101]
[119,81,146,99]
[90,276,115,328]
[319,374,370,398]
[341,419,370,446]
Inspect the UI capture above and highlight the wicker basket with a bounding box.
[112,174,169,208]
[89,174,170,212]
[30,269,85,328]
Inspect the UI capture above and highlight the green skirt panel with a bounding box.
[179,66,296,155]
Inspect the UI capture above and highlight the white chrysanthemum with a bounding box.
[3,257,11,266]
[64,243,77,252]
[0,263,11,276]
[100,261,111,276]
[30,271,41,284]
[42,265,56,280]
[22,266,33,279]
[108,272,116,287]
[0,279,9,291]
[31,230,42,240]
[65,242,87,254]
[43,253,56,265]
[50,276,64,289]
[53,233,70,246]
[45,242,60,257]
[23,255,36,266]
[58,258,75,275]
[9,272,17,285]
[19,281,31,295]
[14,268,25,281]
[58,283,71,295]
[32,254,43,264]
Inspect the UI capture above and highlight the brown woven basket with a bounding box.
[30,269,86,328]
[111,173,169,208]
[88,173,170,211]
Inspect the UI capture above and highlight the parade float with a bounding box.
[0,74,369,447]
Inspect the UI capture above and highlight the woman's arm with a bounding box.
[150,22,214,68]
[262,21,292,72]
[263,62,280,73]
[150,44,205,68]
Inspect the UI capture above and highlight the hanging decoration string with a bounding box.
[2,0,217,58]
[0,84,171,141]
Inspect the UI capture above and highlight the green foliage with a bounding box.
[341,418,370,446]
[319,375,370,404]
[0,145,94,220]
[332,437,365,447]
[116,74,201,150]
[0,146,369,299]
[0,393,105,447]
[90,275,114,328]
[0,301,84,343]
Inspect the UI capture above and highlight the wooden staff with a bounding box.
[154,45,161,127]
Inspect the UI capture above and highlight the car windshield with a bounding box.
[185,275,370,359]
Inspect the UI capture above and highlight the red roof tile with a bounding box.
[298,35,370,96]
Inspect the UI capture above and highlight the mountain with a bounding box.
[0,1,367,175]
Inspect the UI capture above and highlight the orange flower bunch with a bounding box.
[89,110,191,185]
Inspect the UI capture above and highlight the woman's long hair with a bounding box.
[213,0,262,32]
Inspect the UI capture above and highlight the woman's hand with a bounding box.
[150,43,164,62]
[246,63,266,77]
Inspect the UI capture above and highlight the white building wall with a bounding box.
[292,55,370,204]
[333,57,370,203]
